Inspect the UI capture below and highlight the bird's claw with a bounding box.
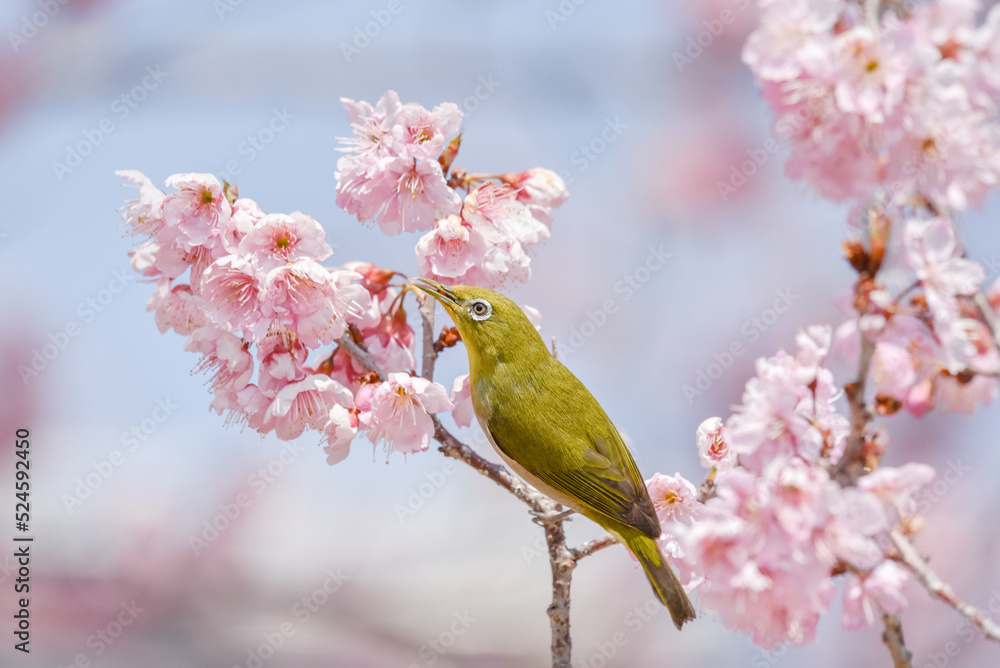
[530,507,575,527]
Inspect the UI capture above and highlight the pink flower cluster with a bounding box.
[744,0,1000,210]
[117,171,461,463]
[836,216,998,416]
[648,329,936,648]
[744,1,1000,415]
[335,91,568,288]
[336,91,463,235]
[118,92,568,463]
[664,0,1000,650]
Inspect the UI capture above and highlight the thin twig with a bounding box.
[432,415,549,513]
[890,528,1000,643]
[865,0,881,31]
[417,290,439,381]
[543,516,576,668]
[570,535,618,561]
[336,333,385,379]
[698,468,718,503]
[881,614,913,668]
[834,334,876,485]
[973,291,1000,349]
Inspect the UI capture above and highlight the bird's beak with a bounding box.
[413,278,459,307]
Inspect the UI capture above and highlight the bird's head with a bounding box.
[414,278,544,371]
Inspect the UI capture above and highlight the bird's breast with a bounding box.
[474,413,586,513]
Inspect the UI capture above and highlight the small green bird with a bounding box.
[416,278,696,629]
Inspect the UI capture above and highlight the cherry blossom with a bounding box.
[831,26,908,125]
[112,10,1000,661]
[266,260,352,348]
[449,374,474,428]
[339,90,402,156]
[322,404,359,465]
[256,334,309,397]
[685,467,838,649]
[119,83,571,477]
[143,227,202,280]
[363,156,462,235]
[646,473,699,527]
[858,463,936,520]
[186,326,254,395]
[258,374,354,441]
[357,372,454,454]
[147,281,211,336]
[746,0,1000,210]
[724,326,848,471]
[842,561,910,630]
[415,214,489,284]
[695,417,736,471]
[935,372,998,414]
[903,217,984,316]
[869,342,917,402]
[359,289,417,374]
[117,169,165,238]
[501,167,569,227]
[335,92,464,235]
[239,211,333,271]
[904,377,936,417]
[335,93,565,288]
[463,183,548,247]
[129,242,161,277]
[742,0,840,82]
[161,173,231,250]
[392,101,463,161]
[199,255,270,341]
[213,383,269,429]
[222,198,263,254]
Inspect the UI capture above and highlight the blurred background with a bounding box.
[1,0,999,666]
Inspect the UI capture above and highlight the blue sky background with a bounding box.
[1,0,999,666]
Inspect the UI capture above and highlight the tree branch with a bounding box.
[834,334,876,485]
[570,535,618,561]
[431,415,618,668]
[890,528,1000,643]
[432,415,548,513]
[417,290,439,381]
[881,614,912,668]
[336,333,385,379]
[865,0,881,31]
[543,514,576,668]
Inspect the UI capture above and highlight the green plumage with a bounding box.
[417,279,696,629]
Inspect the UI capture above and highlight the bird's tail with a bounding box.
[622,529,696,630]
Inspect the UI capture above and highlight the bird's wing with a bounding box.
[547,433,662,538]
[485,410,662,539]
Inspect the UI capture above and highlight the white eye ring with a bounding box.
[469,299,492,321]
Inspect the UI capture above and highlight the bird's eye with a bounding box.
[469,299,492,321]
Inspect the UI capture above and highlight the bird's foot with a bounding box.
[530,507,575,527]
